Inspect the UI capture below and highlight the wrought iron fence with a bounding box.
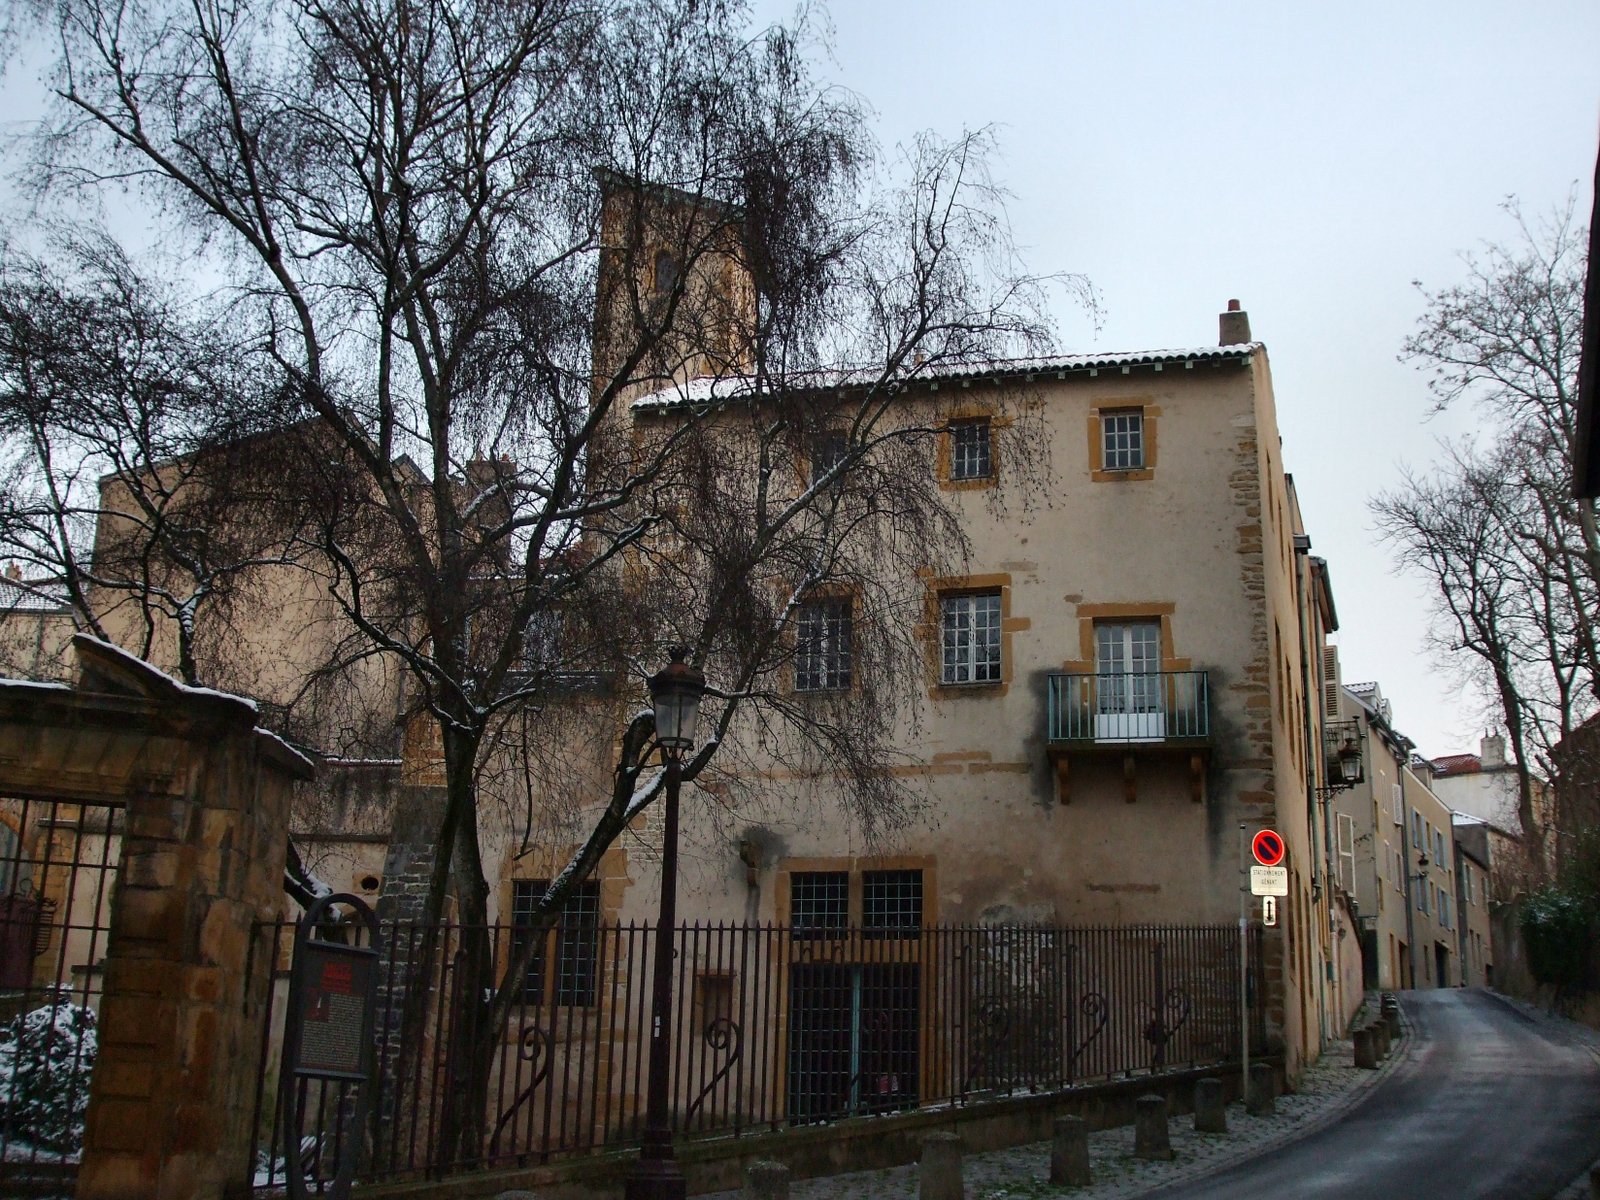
[0,796,123,1199]
[248,919,1263,1191]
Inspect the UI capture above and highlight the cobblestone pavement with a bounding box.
[705,1006,1404,1200]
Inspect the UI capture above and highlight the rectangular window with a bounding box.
[1463,864,1473,904]
[863,870,924,937]
[511,880,600,1006]
[796,598,853,691]
[949,419,992,481]
[940,592,1002,684]
[811,432,848,488]
[1417,882,1429,915]
[791,871,849,937]
[1434,829,1445,862]
[1412,810,1423,847]
[1102,409,1145,471]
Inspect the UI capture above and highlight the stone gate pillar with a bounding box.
[0,636,313,1200]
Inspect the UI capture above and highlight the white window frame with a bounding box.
[796,597,853,692]
[1101,408,1145,471]
[940,591,1002,685]
[949,418,993,481]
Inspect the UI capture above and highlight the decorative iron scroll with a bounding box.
[959,996,1012,1095]
[1138,987,1192,1069]
[682,1016,743,1125]
[487,1023,553,1157]
[1066,990,1109,1071]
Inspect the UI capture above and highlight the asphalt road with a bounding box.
[1151,989,1600,1200]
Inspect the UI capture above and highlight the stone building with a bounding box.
[1333,680,1471,991]
[1,189,1371,1156]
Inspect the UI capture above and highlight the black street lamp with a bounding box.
[624,647,706,1200]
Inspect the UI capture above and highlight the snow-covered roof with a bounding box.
[1345,681,1379,696]
[631,344,1262,410]
[0,576,69,613]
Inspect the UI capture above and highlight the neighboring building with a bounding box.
[0,565,74,683]
[1430,734,1527,837]
[1331,680,1413,991]
[1335,680,1468,991]
[1405,755,1463,990]
[1452,815,1495,988]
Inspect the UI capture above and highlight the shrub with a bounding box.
[1520,885,1594,988]
[0,996,98,1154]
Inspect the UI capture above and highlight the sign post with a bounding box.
[281,892,380,1200]
[1241,827,1286,1108]
[1238,823,1249,1107]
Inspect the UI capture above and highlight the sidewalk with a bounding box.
[705,1016,1403,1199]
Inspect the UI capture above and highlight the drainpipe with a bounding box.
[1292,536,1331,1050]
[1398,756,1418,989]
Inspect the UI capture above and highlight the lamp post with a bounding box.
[625,647,706,1200]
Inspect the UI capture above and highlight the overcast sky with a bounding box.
[749,0,1599,759]
[3,2,1597,760]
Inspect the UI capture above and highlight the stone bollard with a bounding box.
[1050,1114,1092,1186]
[1353,1025,1378,1070]
[919,1132,965,1200]
[1247,1063,1276,1116]
[1193,1077,1228,1134]
[1373,1020,1391,1059]
[1133,1094,1174,1161]
[744,1160,791,1200]
[1382,995,1402,1039]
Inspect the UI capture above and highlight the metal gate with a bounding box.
[0,795,123,1195]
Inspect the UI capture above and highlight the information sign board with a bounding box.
[293,941,376,1080]
[1249,865,1289,896]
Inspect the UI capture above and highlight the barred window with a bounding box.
[940,591,1002,684]
[791,872,848,936]
[797,598,853,691]
[1102,409,1144,471]
[511,880,600,1006]
[863,870,923,937]
[949,419,992,481]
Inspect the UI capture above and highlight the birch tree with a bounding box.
[10,0,1071,1161]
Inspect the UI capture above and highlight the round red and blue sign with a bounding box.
[1251,829,1286,868]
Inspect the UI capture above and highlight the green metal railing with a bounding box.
[1047,670,1210,744]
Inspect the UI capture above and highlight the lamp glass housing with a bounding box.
[649,650,706,754]
[1337,743,1362,784]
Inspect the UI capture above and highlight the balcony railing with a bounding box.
[1047,670,1210,746]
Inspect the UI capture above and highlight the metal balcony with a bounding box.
[1046,670,1211,746]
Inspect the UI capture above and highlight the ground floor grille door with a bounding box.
[787,962,919,1124]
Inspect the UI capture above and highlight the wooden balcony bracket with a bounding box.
[1123,753,1137,803]
[1189,753,1206,803]
[1055,755,1071,804]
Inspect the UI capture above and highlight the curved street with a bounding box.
[1152,989,1600,1200]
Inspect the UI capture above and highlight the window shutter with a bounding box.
[1321,647,1340,717]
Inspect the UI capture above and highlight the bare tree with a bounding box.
[12,0,1071,1158]
[1374,197,1591,853]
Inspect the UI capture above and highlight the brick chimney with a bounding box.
[1219,299,1252,346]
[1480,732,1505,767]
